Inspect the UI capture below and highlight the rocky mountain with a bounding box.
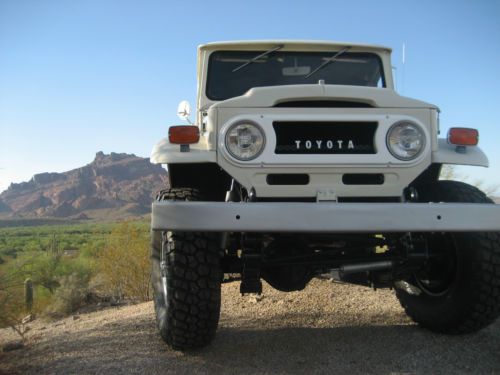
[0,152,168,220]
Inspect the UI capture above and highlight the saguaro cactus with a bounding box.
[24,278,33,313]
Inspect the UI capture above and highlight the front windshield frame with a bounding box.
[206,50,386,101]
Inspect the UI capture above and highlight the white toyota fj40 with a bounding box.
[150,41,500,350]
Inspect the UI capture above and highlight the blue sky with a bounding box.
[1,0,499,193]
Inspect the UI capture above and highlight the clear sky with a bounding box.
[1,0,499,193]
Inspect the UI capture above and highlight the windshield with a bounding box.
[206,50,385,101]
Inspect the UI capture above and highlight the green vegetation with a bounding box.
[0,220,151,333]
[99,222,151,301]
[0,222,118,261]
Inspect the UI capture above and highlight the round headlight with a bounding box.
[386,121,425,160]
[225,122,265,161]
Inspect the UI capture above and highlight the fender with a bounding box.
[152,137,488,167]
[150,137,216,164]
[432,139,488,167]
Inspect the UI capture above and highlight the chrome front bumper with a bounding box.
[151,202,500,233]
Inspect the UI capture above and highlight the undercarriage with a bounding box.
[222,232,429,294]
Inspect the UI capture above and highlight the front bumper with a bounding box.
[151,202,500,233]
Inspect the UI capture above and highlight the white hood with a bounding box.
[212,84,438,110]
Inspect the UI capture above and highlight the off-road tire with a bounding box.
[151,188,221,350]
[396,180,500,334]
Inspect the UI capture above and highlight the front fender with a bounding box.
[150,138,217,164]
[432,139,488,167]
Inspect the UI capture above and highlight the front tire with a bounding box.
[396,180,500,334]
[151,188,222,350]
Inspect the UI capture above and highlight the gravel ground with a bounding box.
[1,278,499,375]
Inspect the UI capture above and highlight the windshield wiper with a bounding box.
[305,46,351,79]
[232,44,284,73]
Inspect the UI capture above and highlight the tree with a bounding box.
[0,263,29,337]
[27,253,61,294]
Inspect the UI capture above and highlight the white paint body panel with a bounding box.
[151,137,216,164]
[215,85,437,110]
[432,139,488,167]
[214,108,432,197]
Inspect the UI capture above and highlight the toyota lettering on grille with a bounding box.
[273,121,377,155]
[294,139,356,151]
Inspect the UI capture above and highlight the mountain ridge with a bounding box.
[0,152,168,220]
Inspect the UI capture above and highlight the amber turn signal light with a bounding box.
[447,127,479,146]
[169,126,200,144]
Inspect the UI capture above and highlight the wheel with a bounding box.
[396,180,500,334]
[151,188,222,350]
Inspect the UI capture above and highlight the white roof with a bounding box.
[199,40,392,52]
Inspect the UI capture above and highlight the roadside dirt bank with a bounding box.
[1,279,499,374]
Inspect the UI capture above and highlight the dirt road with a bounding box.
[1,279,499,374]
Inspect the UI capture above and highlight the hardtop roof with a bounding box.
[198,40,392,53]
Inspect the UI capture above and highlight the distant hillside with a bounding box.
[0,152,168,220]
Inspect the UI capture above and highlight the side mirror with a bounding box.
[177,100,192,123]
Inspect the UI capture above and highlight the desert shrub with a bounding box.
[0,223,116,323]
[3,248,18,259]
[26,253,61,293]
[20,251,92,294]
[45,273,89,316]
[98,222,151,301]
[32,284,53,313]
[57,256,93,281]
[0,264,29,335]
[80,240,105,259]
[0,250,93,321]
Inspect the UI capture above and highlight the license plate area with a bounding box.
[273,121,377,154]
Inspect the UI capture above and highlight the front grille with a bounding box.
[273,121,377,155]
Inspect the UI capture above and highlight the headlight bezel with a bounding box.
[386,121,426,161]
[224,120,266,161]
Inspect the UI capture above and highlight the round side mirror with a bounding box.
[177,100,191,122]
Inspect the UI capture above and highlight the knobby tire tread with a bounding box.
[151,188,221,350]
[396,181,500,334]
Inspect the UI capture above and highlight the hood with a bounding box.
[212,85,438,110]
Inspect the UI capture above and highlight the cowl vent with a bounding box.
[274,100,374,108]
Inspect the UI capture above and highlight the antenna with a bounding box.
[402,42,406,94]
